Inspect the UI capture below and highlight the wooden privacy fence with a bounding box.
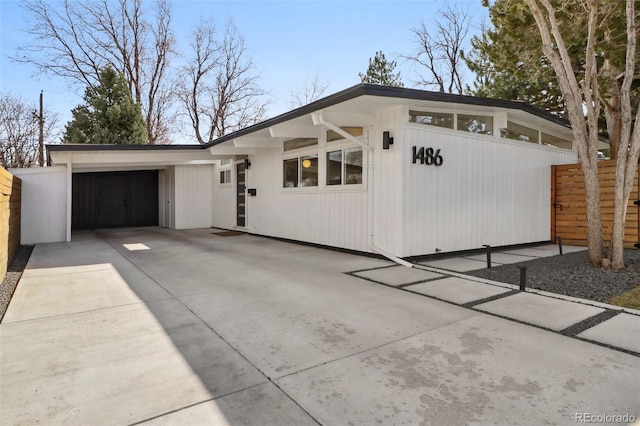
[551,159,640,249]
[1,167,22,282]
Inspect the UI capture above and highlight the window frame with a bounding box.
[218,159,232,186]
[325,146,364,187]
[409,110,454,129]
[541,132,573,150]
[282,137,318,152]
[501,121,540,144]
[281,127,367,192]
[456,113,494,135]
[326,127,364,143]
[282,154,319,188]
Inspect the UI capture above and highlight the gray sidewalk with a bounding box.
[1,229,639,425]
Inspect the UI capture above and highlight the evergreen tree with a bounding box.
[359,51,404,87]
[63,66,148,144]
[463,1,573,116]
[464,0,635,137]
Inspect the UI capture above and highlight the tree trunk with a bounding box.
[581,159,605,266]
[610,167,626,269]
[603,95,621,160]
[609,158,638,269]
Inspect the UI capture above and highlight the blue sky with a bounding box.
[0,0,488,142]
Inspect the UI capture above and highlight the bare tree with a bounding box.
[17,0,176,144]
[289,73,330,109]
[524,0,640,269]
[176,20,269,144]
[1,93,58,168]
[403,5,471,94]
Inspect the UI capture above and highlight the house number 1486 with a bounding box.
[412,146,443,166]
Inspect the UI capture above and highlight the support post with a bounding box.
[38,91,44,167]
[483,244,492,269]
[557,237,563,255]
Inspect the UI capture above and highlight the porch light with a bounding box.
[383,131,394,149]
[302,159,312,168]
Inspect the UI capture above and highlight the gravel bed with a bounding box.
[0,245,34,322]
[465,248,640,304]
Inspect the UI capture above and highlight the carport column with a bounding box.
[65,161,72,242]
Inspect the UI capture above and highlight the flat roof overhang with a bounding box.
[47,145,219,172]
[204,83,578,150]
[47,83,596,161]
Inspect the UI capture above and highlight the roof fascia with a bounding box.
[205,84,572,148]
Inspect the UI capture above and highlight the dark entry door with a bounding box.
[98,175,127,227]
[236,163,246,227]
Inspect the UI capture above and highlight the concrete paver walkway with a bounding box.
[1,229,639,425]
[359,244,640,354]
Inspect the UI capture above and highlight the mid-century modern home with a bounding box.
[16,84,581,260]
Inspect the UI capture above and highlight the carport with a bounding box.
[11,144,222,243]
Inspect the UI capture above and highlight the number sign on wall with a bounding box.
[412,146,443,166]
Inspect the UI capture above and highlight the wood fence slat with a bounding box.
[551,160,640,248]
[0,167,21,282]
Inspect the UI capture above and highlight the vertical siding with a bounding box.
[174,165,213,229]
[371,106,406,255]
[160,166,176,229]
[211,163,237,229]
[215,148,369,252]
[401,126,577,257]
[12,166,68,244]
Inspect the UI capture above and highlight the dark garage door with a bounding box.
[72,171,159,230]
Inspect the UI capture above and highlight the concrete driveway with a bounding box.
[1,228,638,425]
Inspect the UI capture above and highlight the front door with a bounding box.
[236,162,246,227]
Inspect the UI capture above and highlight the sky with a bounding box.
[0,0,489,143]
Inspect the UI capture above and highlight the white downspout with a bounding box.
[312,111,413,268]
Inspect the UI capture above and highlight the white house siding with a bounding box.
[401,124,577,257]
[370,106,406,256]
[173,165,212,229]
[211,148,370,252]
[12,166,68,244]
[158,167,175,228]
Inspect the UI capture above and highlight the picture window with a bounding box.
[326,148,363,186]
[283,155,318,187]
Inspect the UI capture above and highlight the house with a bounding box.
[15,84,579,260]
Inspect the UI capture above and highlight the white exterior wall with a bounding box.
[174,165,212,229]
[370,106,405,255]
[158,167,175,228]
[211,163,236,229]
[400,124,577,257]
[212,147,370,252]
[12,166,68,244]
